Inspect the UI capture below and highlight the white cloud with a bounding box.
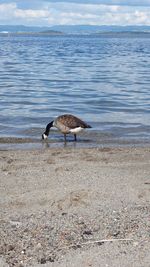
[0,2,16,13]
[44,0,150,7]
[0,1,150,26]
[45,2,150,26]
[0,3,16,22]
[0,2,50,24]
[15,9,49,19]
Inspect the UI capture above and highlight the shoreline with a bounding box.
[0,136,150,151]
[0,146,150,266]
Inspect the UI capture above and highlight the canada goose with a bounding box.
[42,114,91,142]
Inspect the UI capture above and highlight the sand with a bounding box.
[0,146,150,267]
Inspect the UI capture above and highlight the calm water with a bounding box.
[0,34,150,148]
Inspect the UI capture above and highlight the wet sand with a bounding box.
[0,146,150,267]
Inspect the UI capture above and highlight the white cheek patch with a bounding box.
[70,127,83,134]
[43,133,48,139]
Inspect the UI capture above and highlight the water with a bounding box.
[0,34,150,149]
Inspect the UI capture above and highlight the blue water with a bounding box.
[0,34,150,148]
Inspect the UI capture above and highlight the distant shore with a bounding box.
[0,31,64,36]
[1,31,150,37]
[0,146,150,266]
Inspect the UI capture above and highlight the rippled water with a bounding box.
[0,34,150,148]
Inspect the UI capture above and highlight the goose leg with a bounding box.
[64,134,67,142]
[74,134,77,141]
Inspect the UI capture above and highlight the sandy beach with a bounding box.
[0,146,150,267]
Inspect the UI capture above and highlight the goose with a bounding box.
[42,114,91,142]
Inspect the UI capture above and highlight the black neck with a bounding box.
[44,121,53,136]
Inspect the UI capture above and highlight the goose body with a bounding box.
[42,114,91,142]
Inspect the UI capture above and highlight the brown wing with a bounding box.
[57,114,91,129]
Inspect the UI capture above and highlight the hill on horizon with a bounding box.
[0,24,150,34]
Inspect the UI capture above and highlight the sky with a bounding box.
[0,0,150,26]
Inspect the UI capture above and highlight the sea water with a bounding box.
[0,34,150,148]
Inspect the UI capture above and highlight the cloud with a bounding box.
[1,0,150,7]
[44,0,150,7]
[41,2,150,26]
[0,3,48,24]
[0,0,150,26]
[0,3,17,22]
